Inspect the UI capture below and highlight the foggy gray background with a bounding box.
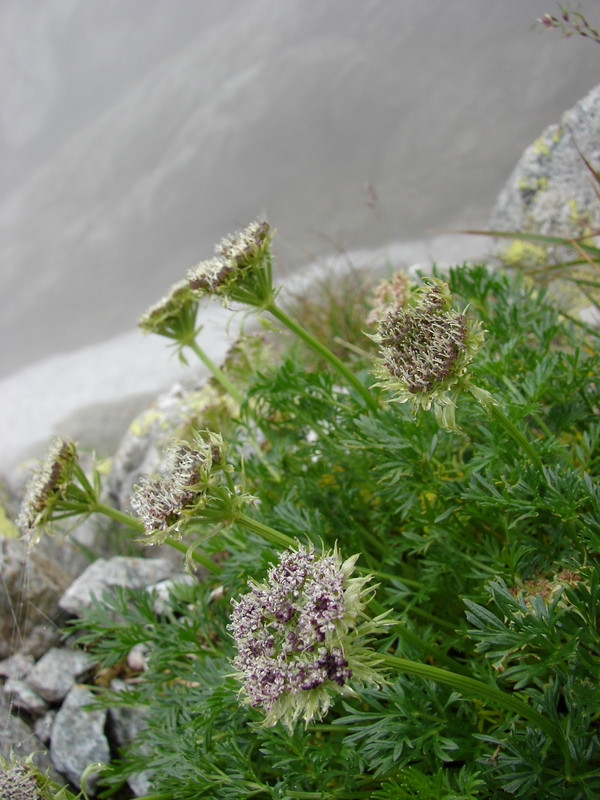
[1,0,599,472]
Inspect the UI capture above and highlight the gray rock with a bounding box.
[0,694,62,783]
[14,625,63,662]
[50,684,110,795]
[0,538,70,659]
[59,555,182,617]
[108,379,237,513]
[34,710,56,745]
[126,642,150,673]
[148,575,196,615]
[108,678,152,797]
[3,678,48,715]
[27,647,95,703]
[489,82,600,313]
[0,652,34,679]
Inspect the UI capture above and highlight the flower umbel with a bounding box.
[229,544,388,730]
[138,279,201,353]
[130,431,251,544]
[0,759,44,800]
[372,278,487,431]
[187,219,274,307]
[16,437,78,536]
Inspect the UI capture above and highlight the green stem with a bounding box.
[500,376,554,439]
[188,340,244,405]
[381,653,568,761]
[165,537,221,575]
[189,336,281,483]
[489,403,545,472]
[264,302,379,412]
[72,462,97,499]
[235,512,297,549]
[393,624,465,672]
[92,502,145,532]
[369,569,424,589]
[368,599,464,671]
[128,795,172,800]
[91,502,219,572]
[470,387,545,472]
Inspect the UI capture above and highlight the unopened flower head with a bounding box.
[187,256,236,294]
[138,279,200,347]
[187,220,273,306]
[215,219,271,268]
[130,432,229,541]
[229,544,388,730]
[0,759,44,800]
[372,278,486,432]
[366,270,411,326]
[16,437,78,534]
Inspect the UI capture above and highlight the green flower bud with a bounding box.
[16,438,78,538]
[372,278,487,432]
[187,220,274,307]
[138,279,201,351]
[130,431,229,542]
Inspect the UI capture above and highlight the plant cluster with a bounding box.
[538,5,600,46]
[14,219,600,800]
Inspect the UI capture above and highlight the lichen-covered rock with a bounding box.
[108,379,238,513]
[3,678,48,715]
[491,82,600,244]
[0,653,34,679]
[489,82,600,315]
[108,678,152,796]
[108,334,272,517]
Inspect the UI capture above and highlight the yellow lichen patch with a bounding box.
[129,408,164,437]
[567,199,596,239]
[0,503,19,538]
[531,125,563,158]
[498,240,548,268]
[518,176,548,198]
[532,135,551,157]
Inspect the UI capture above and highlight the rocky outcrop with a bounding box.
[489,82,600,318]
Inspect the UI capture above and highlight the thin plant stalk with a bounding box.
[264,301,379,412]
[368,597,463,671]
[380,652,569,769]
[188,340,244,405]
[90,502,218,573]
[186,339,281,482]
[234,511,297,549]
[470,389,545,472]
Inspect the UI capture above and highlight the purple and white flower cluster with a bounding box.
[229,545,387,729]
